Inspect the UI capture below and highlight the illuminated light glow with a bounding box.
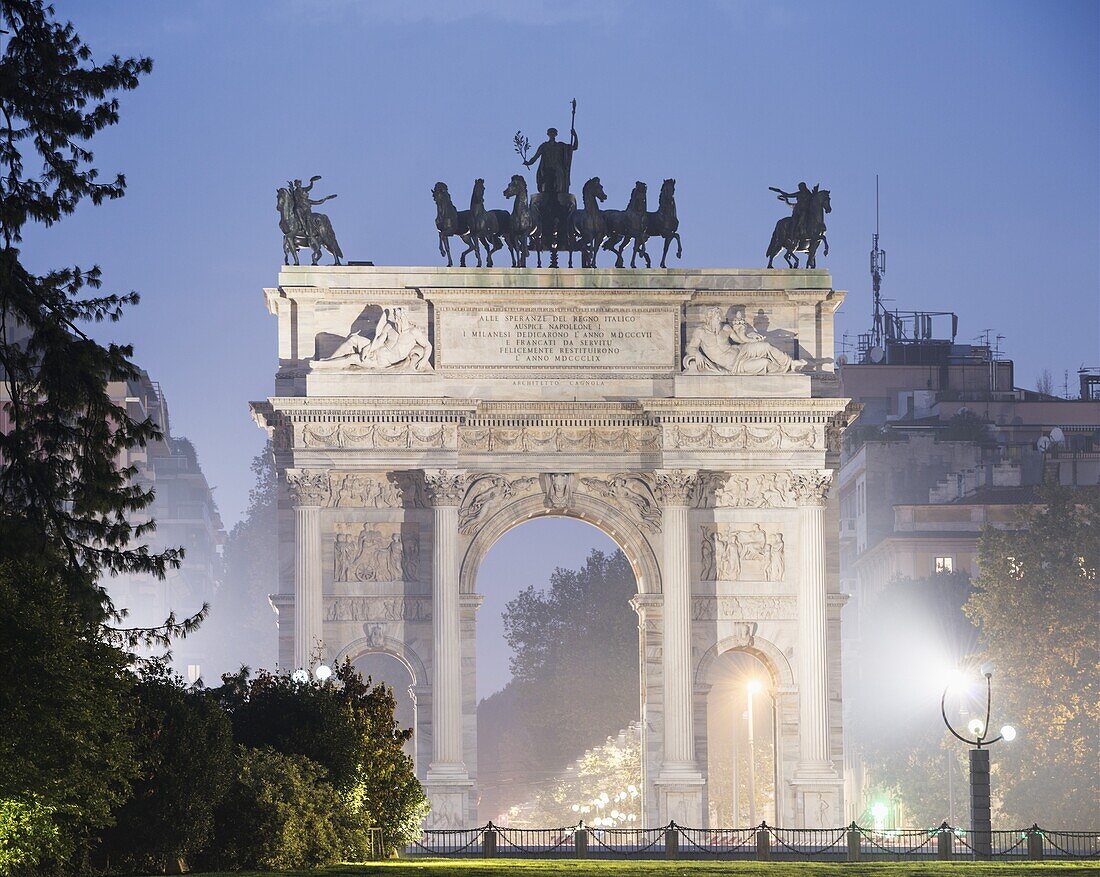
[871,802,888,820]
[944,668,971,693]
[314,664,332,681]
[1000,724,1017,742]
[747,678,763,694]
[571,804,580,812]
[967,718,985,737]
[291,668,310,684]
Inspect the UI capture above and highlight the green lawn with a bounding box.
[171,859,1100,877]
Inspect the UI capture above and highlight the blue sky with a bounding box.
[19,3,1099,687]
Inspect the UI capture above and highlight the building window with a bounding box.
[934,556,954,574]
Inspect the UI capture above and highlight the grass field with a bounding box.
[170,858,1100,877]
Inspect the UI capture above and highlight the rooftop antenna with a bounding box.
[869,175,887,349]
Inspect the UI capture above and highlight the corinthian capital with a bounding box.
[790,470,833,506]
[422,469,467,506]
[653,469,700,506]
[286,469,331,507]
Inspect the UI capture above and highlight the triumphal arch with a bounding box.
[251,265,855,829]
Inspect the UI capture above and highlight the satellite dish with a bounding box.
[1049,427,1065,444]
[869,346,885,364]
[1036,436,1052,453]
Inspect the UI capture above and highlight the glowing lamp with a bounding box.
[314,664,332,682]
[1000,725,1017,742]
[871,802,888,821]
[291,668,310,684]
[967,718,985,737]
[747,679,763,694]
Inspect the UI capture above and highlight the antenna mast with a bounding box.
[869,174,887,348]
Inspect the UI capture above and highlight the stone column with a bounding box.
[286,470,328,669]
[423,469,472,827]
[790,470,842,827]
[653,470,705,825]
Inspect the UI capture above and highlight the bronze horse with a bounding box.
[645,178,681,268]
[503,174,538,268]
[276,187,343,265]
[570,177,608,268]
[767,187,831,269]
[432,182,474,267]
[469,178,513,267]
[601,181,649,268]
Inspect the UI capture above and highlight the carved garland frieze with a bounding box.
[300,423,455,450]
[700,524,786,582]
[458,425,660,454]
[664,423,817,451]
[692,595,797,621]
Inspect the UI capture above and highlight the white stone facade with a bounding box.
[252,266,856,828]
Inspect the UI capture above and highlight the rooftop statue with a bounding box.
[766,182,831,269]
[683,306,806,374]
[277,175,343,265]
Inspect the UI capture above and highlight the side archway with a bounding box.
[459,490,662,595]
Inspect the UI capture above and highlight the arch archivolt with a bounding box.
[458,481,663,595]
[335,633,428,688]
[694,628,795,689]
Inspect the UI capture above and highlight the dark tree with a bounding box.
[0,0,187,629]
[96,666,235,873]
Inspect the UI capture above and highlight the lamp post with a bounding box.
[747,679,762,827]
[941,664,1016,859]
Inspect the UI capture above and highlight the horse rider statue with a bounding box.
[771,182,813,243]
[290,175,337,236]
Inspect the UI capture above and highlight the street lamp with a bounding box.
[941,665,1017,858]
[746,679,762,827]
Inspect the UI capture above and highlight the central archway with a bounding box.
[459,490,661,824]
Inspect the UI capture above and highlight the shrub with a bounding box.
[201,747,368,870]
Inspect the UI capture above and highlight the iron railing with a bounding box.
[404,821,1100,861]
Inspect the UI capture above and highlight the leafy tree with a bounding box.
[0,560,136,870]
[201,747,368,871]
[939,411,993,445]
[0,797,62,877]
[852,572,977,826]
[964,484,1099,827]
[95,666,234,873]
[213,661,426,852]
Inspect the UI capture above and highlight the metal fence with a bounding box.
[404,821,1100,861]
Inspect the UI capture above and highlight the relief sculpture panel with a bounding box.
[334,523,421,582]
[700,524,786,582]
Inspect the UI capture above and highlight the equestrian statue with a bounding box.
[276,175,343,265]
[766,182,831,269]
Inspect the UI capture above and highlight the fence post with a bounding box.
[756,825,770,861]
[937,823,952,860]
[482,823,497,858]
[1027,826,1043,861]
[574,825,588,858]
[664,822,679,859]
[847,823,861,861]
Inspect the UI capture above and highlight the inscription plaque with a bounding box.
[438,306,677,370]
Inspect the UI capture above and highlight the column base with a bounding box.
[790,766,843,828]
[655,766,705,826]
[424,770,474,829]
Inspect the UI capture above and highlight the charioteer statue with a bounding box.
[520,99,579,266]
